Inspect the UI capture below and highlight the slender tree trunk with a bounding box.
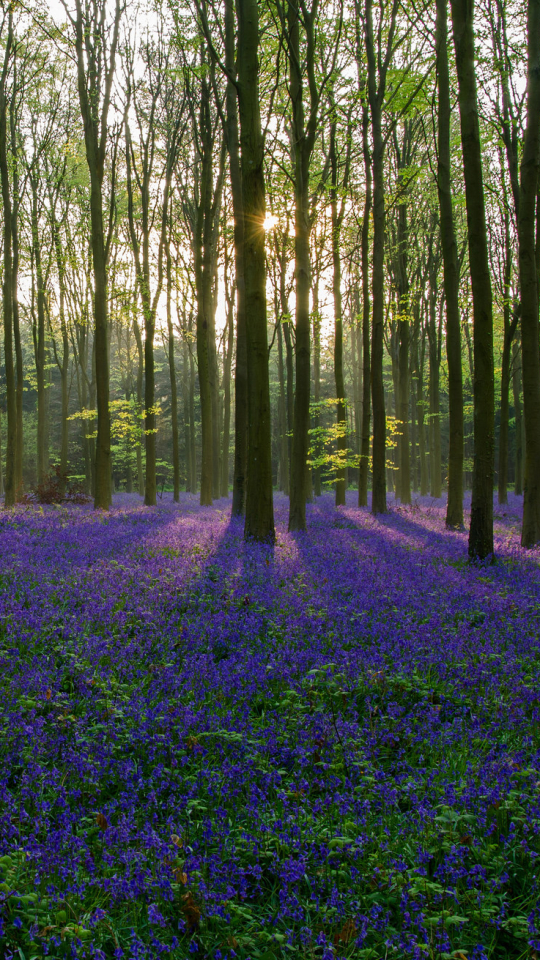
[133,316,145,496]
[498,197,519,505]
[221,289,234,497]
[237,0,275,540]
[427,280,442,498]
[31,179,49,483]
[8,83,23,498]
[359,105,372,507]
[288,0,313,532]
[417,332,429,496]
[330,118,347,507]
[189,331,197,493]
[0,21,16,508]
[195,251,213,506]
[277,319,289,495]
[513,339,524,495]
[519,0,540,546]
[225,0,248,517]
[451,0,495,559]
[436,0,464,527]
[166,232,180,503]
[365,0,388,515]
[182,335,192,493]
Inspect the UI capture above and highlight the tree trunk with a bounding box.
[417,332,429,496]
[31,178,49,484]
[359,104,372,507]
[451,0,495,560]
[287,0,313,532]
[519,0,540,546]
[166,231,180,502]
[436,0,464,527]
[133,316,145,496]
[512,339,524,495]
[312,280,321,497]
[277,319,289,494]
[330,117,347,507]
[225,0,248,517]
[0,19,16,508]
[221,284,234,497]
[237,0,275,540]
[182,335,192,493]
[498,197,519,505]
[427,280,442,498]
[72,0,121,511]
[365,0,388,515]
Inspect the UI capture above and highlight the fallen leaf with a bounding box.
[181,892,201,931]
[334,918,356,947]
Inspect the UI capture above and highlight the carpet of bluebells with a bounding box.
[0,491,539,960]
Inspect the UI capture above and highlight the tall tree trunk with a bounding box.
[519,0,540,546]
[359,104,372,507]
[312,278,321,497]
[417,331,429,496]
[427,277,442,498]
[498,196,519,505]
[10,95,23,498]
[166,230,180,503]
[451,0,495,560]
[237,0,275,540]
[182,335,192,493]
[225,0,248,517]
[195,251,213,506]
[512,339,524,495]
[364,0,392,515]
[330,117,347,507]
[189,327,197,493]
[133,315,145,496]
[221,283,234,497]
[287,0,315,532]
[436,0,464,527]
[31,178,48,484]
[0,18,16,508]
[277,319,289,494]
[72,0,121,511]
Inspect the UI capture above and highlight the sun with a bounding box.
[263,214,279,231]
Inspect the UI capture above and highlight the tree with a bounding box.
[450,0,494,560]
[518,0,540,547]
[63,0,123,510]
[435,0,463,528]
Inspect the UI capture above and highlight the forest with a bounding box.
[0,0,539,957]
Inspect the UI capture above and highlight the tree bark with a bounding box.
[436,0,464,527]
[0,15,16,508]
[364,0,395,514]
[512,339,524,495]
[358,103,372,507]
[451,0,495,560]
[236,0,275,540]
[330,114,347,507]
[519,0,540,546]
[224,0,248,517]
[72,0,121,510]
[166,227,180,502]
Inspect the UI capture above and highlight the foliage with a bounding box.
[19,466,91,505]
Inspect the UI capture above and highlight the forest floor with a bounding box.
[0,491,539,960]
